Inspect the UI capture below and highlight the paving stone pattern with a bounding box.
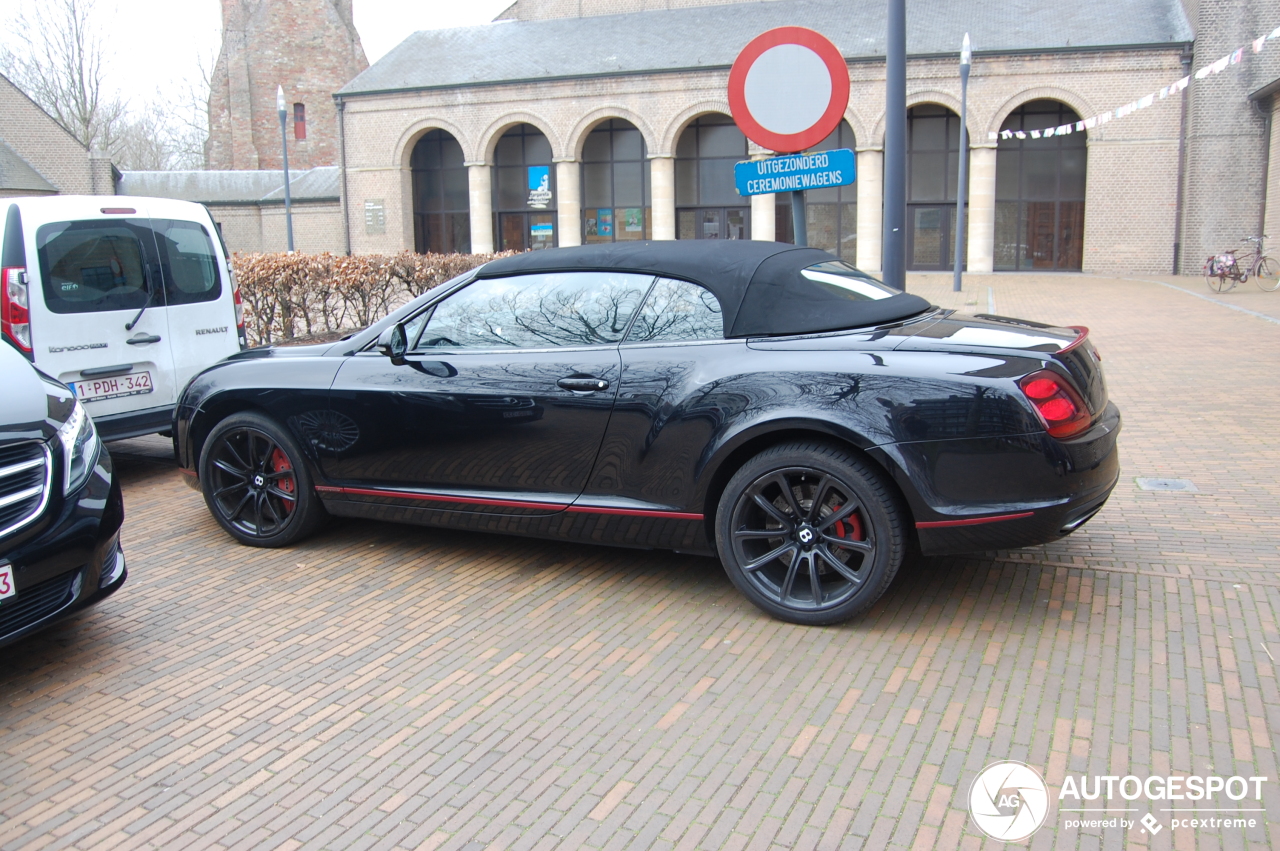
[1,274,1278,851]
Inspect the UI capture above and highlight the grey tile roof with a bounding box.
[118,167,339,205]
[338,0,1193,96]
[0,139,57,194]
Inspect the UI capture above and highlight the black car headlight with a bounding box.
[55,400,100,494]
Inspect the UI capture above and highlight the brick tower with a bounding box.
[206,0,368,170]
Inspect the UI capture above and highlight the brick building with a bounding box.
[331,0,1279,275]
[207,0,368,171]
[0,73,118,197]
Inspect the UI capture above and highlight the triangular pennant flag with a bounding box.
[1229,48,1244,64]
[1254,36,1266,53]
[1015,130,1027,139]
[1029,129,1041,138]
[1138,94,1154,108]
[1075,120,1085,131]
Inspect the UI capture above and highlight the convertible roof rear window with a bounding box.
[800,262,899,301]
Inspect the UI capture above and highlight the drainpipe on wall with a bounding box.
[337,97,352,256]
[1172,48,1192,275]
[1250,95,1271,245]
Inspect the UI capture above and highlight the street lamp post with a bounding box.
[276,85,295,252]
[882,0,907,290]
[953,34,971,293]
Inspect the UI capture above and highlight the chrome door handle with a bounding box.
[126,334,162,345]
[557,377,609,392]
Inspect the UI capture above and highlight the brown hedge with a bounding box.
[229,251,515,346]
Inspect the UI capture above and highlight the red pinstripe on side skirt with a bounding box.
[915,511,1035,529]
[313,485,703,520]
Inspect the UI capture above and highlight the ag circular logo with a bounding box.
[968,761,1049,841]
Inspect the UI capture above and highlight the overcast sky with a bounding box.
[1,0,513,111]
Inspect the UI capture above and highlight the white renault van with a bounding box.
[1,196,246,440]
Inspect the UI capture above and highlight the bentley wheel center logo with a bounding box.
[969,761,1050,841]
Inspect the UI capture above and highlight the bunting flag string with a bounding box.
[988,23,1280,142]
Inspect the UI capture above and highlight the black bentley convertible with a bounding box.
[175,241,1119,624]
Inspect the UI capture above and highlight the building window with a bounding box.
[293,103,306,141]
[581,119,651,243]
[905,104,968,270]
[994,100,1086,270]
[675,114,749,240]
[411,129,470,254]
[494,123,556,251]
[774,120,857,260]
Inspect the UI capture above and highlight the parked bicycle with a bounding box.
[1203,236,1279,292]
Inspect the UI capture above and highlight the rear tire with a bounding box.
[714,441,905,625]
[199,412,324,547]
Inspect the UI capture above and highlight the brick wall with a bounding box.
[207,0,368,171]
[340,46,1187,273]
[1178,0,1279,269]
[0,74,101,195]
[207,200,344,254]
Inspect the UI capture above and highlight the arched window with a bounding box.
[675,114,749,240]
[494,124,556,251]
[293,104,306,141]
[906,104,968,270]
[995,100,1086,270]
[581,119,651,243]
[775,120,857,259]
[410,129,470,254]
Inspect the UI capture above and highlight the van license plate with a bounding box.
[0,564,14,603]
[71,371,153,401]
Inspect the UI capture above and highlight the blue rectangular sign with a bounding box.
[734,148,856,197]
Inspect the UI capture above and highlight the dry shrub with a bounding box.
[229,251,514,346]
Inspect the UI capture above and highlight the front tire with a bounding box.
[1255,256,1279,291]
[199,412,324,547]
[714,441,906,625]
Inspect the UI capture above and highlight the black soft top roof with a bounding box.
[476,240,931,337]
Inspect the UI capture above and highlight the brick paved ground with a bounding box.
[2,274,1278,851]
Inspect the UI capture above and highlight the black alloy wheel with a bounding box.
[200,412,323,547]
[715,441,905,625]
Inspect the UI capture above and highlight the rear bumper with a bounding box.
[875,401,1122,556]
[95,404,173,442]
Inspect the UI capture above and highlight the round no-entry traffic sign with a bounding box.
[728,27,850,154]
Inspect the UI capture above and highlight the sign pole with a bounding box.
[953,34,971,293]
[882,0,906,290]
[791,190,808,246]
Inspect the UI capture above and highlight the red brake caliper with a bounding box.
[832,505,864,542]
[270,448,296,513]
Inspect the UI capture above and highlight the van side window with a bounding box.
[153,220,222,306]
[36,221,151,314]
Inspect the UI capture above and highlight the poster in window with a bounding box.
[598,209,612,237]
[624,208,643,233]
[527,166,552,209]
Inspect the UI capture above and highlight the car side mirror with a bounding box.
[376,323,408,365]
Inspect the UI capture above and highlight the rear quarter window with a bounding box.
[36,220,151,314]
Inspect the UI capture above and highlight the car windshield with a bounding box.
[799,261,898,301]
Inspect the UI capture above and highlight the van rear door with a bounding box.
[148,215,238,393]
[27,210,180,422]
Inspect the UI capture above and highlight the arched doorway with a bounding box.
[581,119,651,243]
[906,104,968,270]
[994,100,1086,270]
[410,129,470,254]
[775,120,857,259]
[494,123,556,251]
[675,114,749,240]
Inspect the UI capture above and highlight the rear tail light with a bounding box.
[230,269,247,349]
[1019,369,1092,439]
[2,266,32,354]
